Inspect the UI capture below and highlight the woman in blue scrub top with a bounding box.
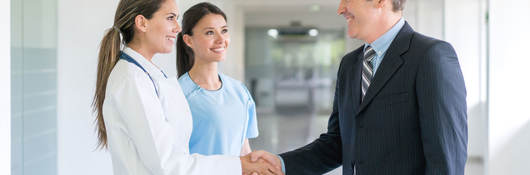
[176,2,258,156]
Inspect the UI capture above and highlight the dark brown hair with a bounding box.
[93,0,166,149]
[176,2,227,77]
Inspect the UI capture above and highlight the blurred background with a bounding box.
[1,0,529,174]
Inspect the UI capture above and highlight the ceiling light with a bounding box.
[308,29,319,37]
[268,29,279,38]
[310,4,321,12]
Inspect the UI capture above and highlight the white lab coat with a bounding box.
[102,47,242,175]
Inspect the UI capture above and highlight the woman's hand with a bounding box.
[240,153,283,175]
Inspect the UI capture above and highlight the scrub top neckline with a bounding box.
[185,72,224,93]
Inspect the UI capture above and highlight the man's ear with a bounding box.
[134,15,149,33]
[375,0,388,9]
[183,34,193,48]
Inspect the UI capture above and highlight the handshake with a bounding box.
[240,150,284,175]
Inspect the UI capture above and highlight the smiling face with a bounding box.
[183,14,229,63]
[144,0,181,54]
[337,0,381,42]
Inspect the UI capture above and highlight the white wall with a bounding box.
[488,0,530,174]
[404,0,444,39]
[444,0,488,160]
[221,2,245,81]
[1,0,11,174]
[57,0,116,174]
[405,0,489,168]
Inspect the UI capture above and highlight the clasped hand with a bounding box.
[240,150,283,175]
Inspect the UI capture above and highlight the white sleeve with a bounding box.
[110,74,242,175]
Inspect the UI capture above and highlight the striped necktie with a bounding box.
[362,46,376,99]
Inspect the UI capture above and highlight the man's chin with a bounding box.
[347,32,358,39]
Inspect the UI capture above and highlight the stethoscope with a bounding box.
[119,52,168,97]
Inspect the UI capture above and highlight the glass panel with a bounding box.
[11,0,57,174]
[245,28,344,113]
[11,0,24,174]
[245,27,343,150]
[245,26,346,175]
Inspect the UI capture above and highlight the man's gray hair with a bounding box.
[392,0,406,12]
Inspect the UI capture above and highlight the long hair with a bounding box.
[176,2,227,77]
[93,0,166,149]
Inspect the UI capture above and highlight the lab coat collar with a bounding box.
[122,47,167,79]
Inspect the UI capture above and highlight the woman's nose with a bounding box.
[173,23,182,34]
[215,32,225,43]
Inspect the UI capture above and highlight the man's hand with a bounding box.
[241,153,283,175]
[248,150,282,173]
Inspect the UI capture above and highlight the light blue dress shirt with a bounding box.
[178,72,259,156]
[363,18,405,75]
[278,18,406,174]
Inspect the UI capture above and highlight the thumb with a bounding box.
[250,151,262,162]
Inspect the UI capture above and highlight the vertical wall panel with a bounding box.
[11,0,57,174]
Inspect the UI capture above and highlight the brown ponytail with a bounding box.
[93,27,121,149]
[92,0,166,149]
[176,2,227,78]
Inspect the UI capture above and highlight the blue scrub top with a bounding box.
[178,72,259,156]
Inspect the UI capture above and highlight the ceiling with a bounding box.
[234,0,345,29]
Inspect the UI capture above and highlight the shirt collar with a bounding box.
[122,47,166,79]
[364,18,405,56]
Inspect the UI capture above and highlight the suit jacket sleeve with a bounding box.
[416,41,468,175]
[279,59,345,175]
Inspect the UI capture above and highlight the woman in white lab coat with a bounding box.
[91,0,281,174]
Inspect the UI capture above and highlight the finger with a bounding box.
[261,169,273,175]
[260,154,281,169]
[268,168,276,175]
[264,162,282,175]
[268,166,283,175]
[250,151,282,170]
[250,150,264,162]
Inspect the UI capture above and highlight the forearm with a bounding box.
[280,110,343,174]
[280,132,342,175]
[241,139,252,156]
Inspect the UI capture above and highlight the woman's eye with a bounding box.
[206,31,214,35]
[222,29,228,33]
[167,16,175,20]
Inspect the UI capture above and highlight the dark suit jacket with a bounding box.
[279,22,468,175]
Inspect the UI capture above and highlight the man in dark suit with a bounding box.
[250,0,468,174]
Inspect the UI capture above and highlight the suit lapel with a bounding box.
[356,23,414,116]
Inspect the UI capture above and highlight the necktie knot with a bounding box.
[364,46,376,63]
